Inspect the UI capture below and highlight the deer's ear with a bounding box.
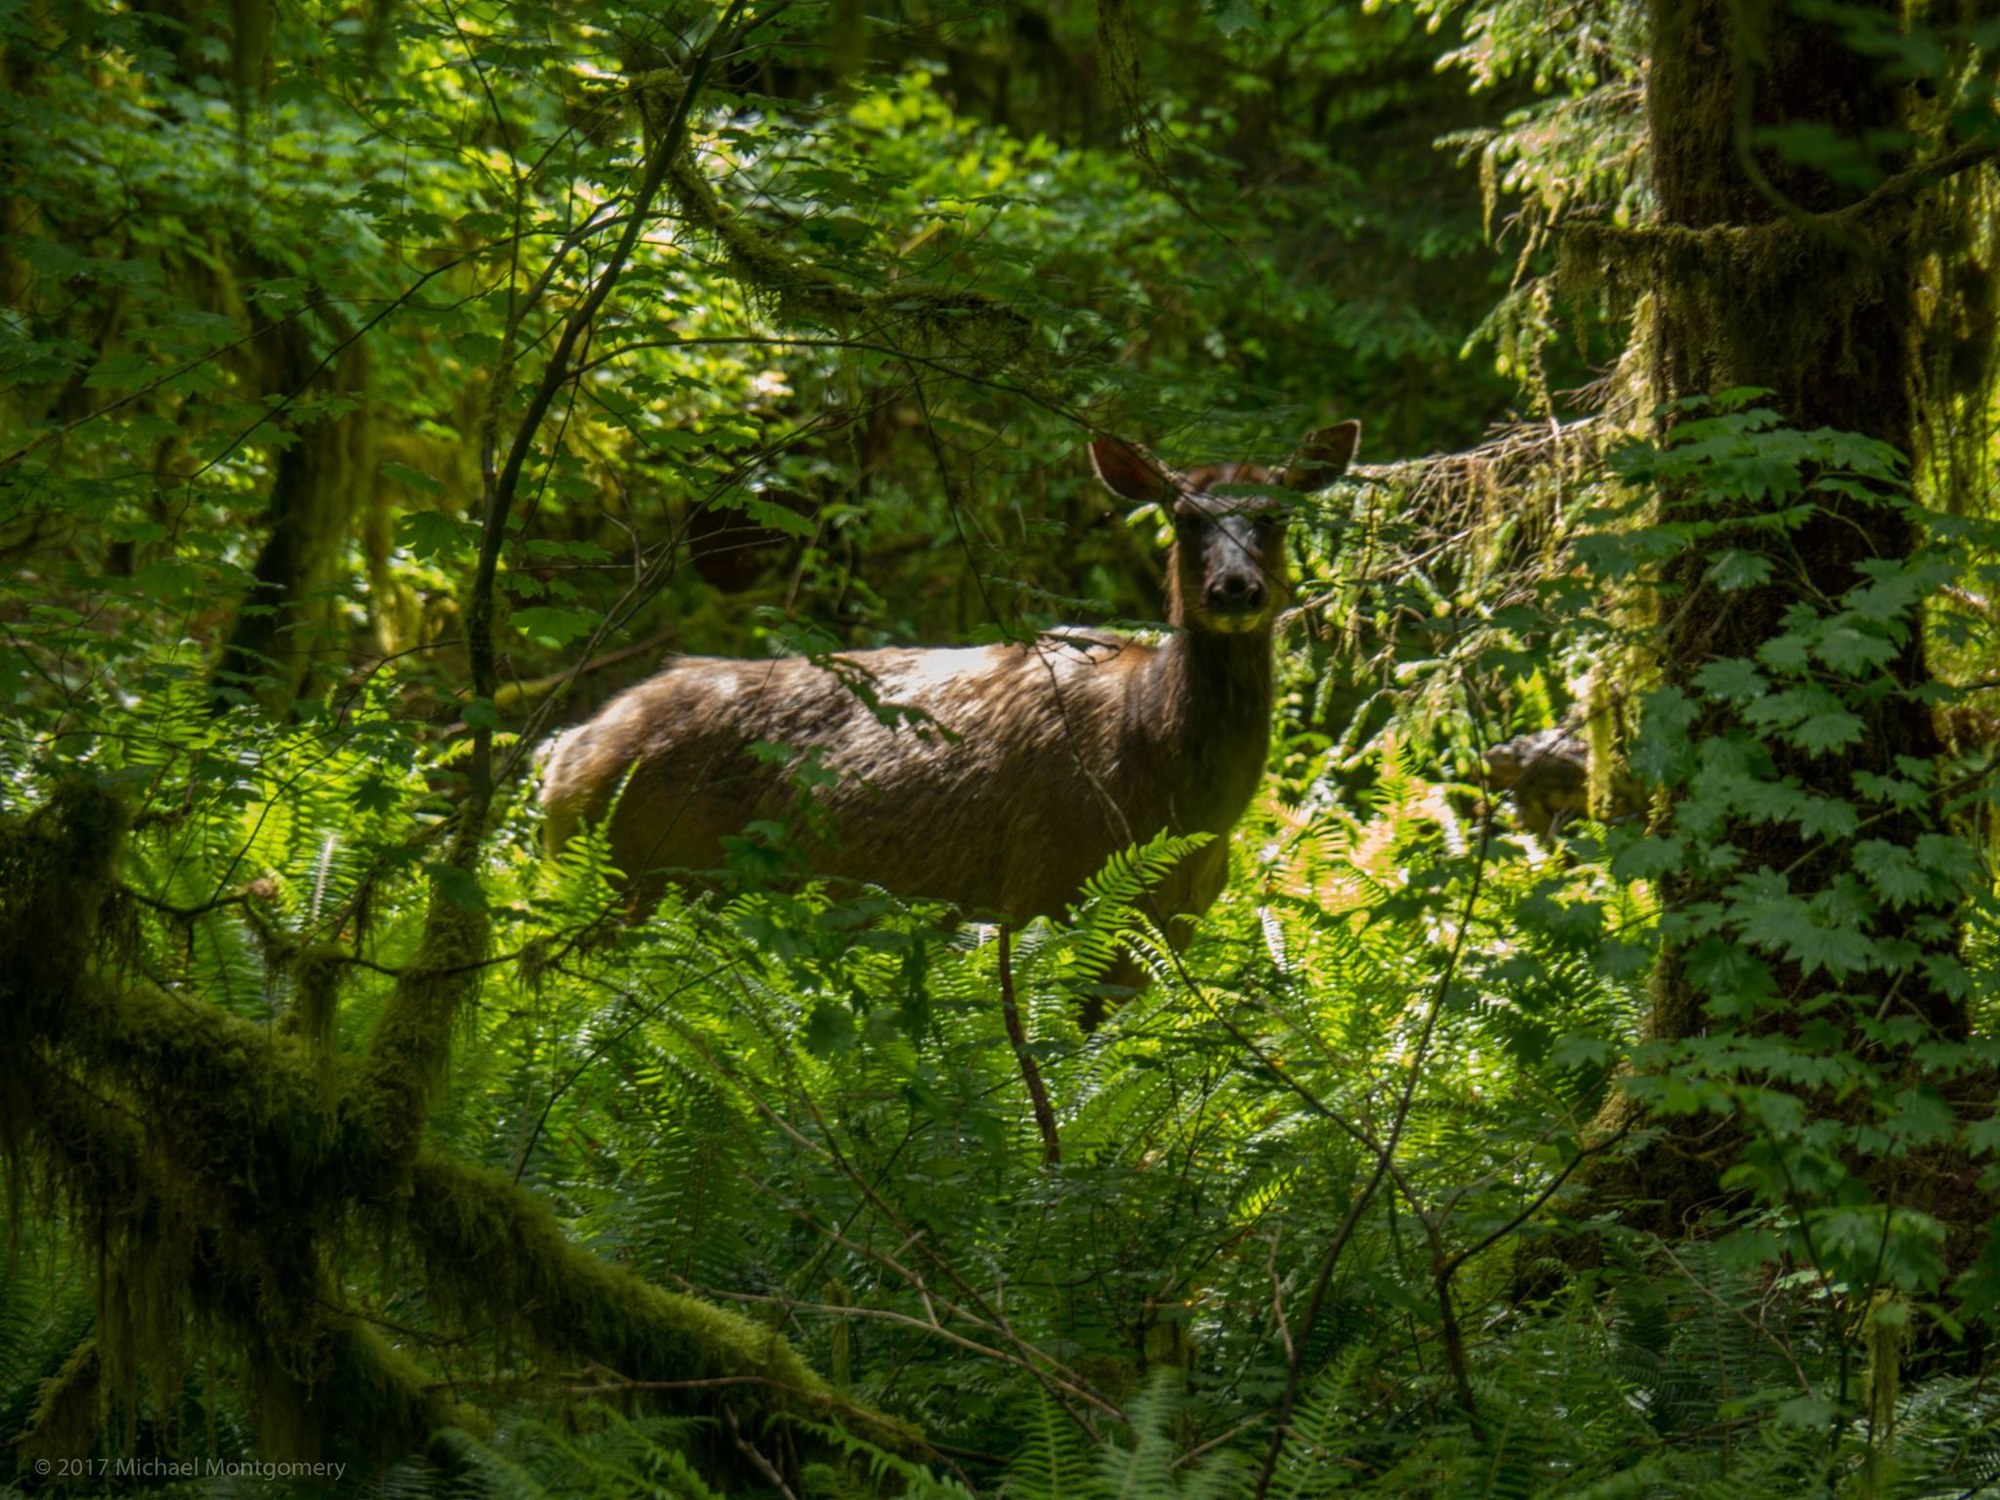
[1090,437,1181,503]
[1282,420,1361,494]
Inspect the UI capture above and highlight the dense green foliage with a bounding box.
[4,0,2000,1496]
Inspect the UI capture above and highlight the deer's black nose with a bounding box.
[1207,575,1265,612]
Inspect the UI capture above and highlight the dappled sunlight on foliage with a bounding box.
[5,0,2000,1495]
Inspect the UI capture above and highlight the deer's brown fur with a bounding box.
[541,423,1360,970]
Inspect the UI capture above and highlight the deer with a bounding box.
[540,422,1360,1153]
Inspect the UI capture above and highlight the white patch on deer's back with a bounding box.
[871,645,992,698]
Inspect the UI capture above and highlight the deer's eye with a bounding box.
[1174,510,1208,537]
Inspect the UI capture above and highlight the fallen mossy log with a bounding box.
[2,781,918,1471]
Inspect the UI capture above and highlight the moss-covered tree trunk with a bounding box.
[210,293,372,713]
[1616,0,1968,1222]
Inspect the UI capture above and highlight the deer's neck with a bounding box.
[1148,625,1274,833]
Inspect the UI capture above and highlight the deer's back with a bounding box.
[541,633,1204,920]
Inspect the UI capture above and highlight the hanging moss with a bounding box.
[1094,0,1165,181]
[1910,168,2000,520]
[19,1070,190,1452]
[99,1183,202,1447]
[1563,214,1898,417]
[7,787,340,1452]
[251,1311,473,1462]
[2,781,131,1233]
[11,785,910,1473]
[21,1059,452,1464]
[18,1339,103,1465]
[341,862,491,1189]
[283,943,346,1104]
[0,779,129,1033]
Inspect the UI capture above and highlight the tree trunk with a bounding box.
[211,293,371,713]
[1606,0,1968,1225]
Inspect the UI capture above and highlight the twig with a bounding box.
[725,1406,800,1500]
[999,926,1061,1166]
[465,0,755,805]
[492,629,677,712]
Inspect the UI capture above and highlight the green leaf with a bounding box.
[134,558,205,599]
[1211,0,1259,34]
[1852,839,1931,908]
[1609,834,1683,880]
[1706,548,1773,590]
[1812,620,1898,675]
[353,777,401,815]
[397,509,476,561]
[1755,631,1812,673]
[1881,1087,1955,1151]
[510,606,597,648]
[1682,939,1776,1007]
[1964,1115,2000,1157]
[742,495,819,539]
[1790,707,1866,753]
[1793,796,1859,840]
[804,1001,858,1056]
[382,460,446,497]
[1692,657,1765,702]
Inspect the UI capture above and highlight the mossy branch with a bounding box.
[7,801,475,1205]
[653,117,1029,362]
[18,1068,460,1462]
[2,809,333,1217]
[1559,136,1999,300]
[18,1340,103,1465]
[344,873,491,1185]
[6,781,919,1469]
[403,1151,922,1456]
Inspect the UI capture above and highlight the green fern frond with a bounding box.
[429,1424,549,1500]
[790,1414,979,1498]
[999,1384,1095,1499]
